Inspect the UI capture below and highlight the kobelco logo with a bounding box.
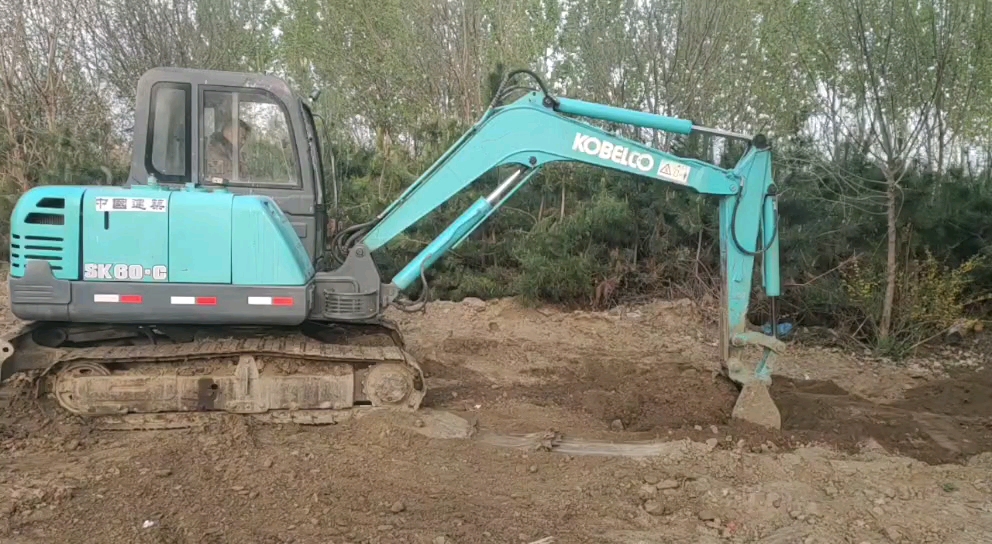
[572,132,655,173]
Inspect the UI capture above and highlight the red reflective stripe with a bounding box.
[196,297,217,306]
[272,297,294,306]
[119,295,143,304]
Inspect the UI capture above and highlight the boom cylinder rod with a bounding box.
[391,169,528,291]
[453,167,538,251]
[692,125,755,144]
[485,169,524,205]
[554,97,752,143]
[762,188,781,298]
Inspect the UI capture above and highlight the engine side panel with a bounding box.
[169,190,234,283]
[231,196,313,286]
[82,188,171,283]
[9,186,86,281]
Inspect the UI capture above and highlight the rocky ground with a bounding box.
[2,294,992,543]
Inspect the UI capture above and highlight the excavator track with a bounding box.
[0,321,425,430]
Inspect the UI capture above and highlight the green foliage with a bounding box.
[514,191,638,304]
[842,250,986,357]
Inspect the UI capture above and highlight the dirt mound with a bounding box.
[515,358,740,432]
[769,377,992,465]
[895,366,992,418]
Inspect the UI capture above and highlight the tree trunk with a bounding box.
[879,173,898,341]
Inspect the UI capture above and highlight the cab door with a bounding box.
[197,86,319,261]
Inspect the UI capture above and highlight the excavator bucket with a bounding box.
[733,382,781,429]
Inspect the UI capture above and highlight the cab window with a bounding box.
[146,82,191,182]
[201,89,299,187]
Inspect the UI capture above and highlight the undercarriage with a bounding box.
[0,319,425,429]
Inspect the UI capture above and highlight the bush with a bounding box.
[842,249,985,357]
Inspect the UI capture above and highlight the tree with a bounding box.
[772,0,980,343]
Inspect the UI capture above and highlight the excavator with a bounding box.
[0,67,786,430]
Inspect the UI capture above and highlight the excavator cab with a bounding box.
[126,68,328,265]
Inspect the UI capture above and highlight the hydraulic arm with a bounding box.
[336,70,786,426]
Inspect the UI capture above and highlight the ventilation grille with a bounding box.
[11,196,67,275]
[322,290,378,320]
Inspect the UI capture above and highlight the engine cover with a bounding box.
[8,183,316,325]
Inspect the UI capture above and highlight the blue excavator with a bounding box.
[0,68,786,430]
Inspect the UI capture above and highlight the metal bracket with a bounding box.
[226,355,267,413]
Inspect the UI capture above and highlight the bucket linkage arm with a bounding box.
[337,70,786,428]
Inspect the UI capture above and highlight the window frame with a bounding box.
[144,82,192,183]
[299,99,326,206]
[197,84,304,191]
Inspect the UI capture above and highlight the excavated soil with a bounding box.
[2,294,992,543]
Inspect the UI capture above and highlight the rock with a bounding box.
[824,485,837,497]
[610,419,625,431]
[884,525,902,541]
[462,297,486,310]
[638,484,657,500]
[65,439,80,451]
[528,465,538,473]
[767,492,782,508]
[433,537,449,544]
[644,500,667,516]
[705,438,719,451]
[861,438,887,454]
[710,425,719,434]
[657,479,679,490]
[643,474,660,485]
[697,509,717,521]
[390,501,406,513]
[263,458,274,469]
[154,469,172,478]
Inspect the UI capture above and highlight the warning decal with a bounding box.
[656,160,691,185]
